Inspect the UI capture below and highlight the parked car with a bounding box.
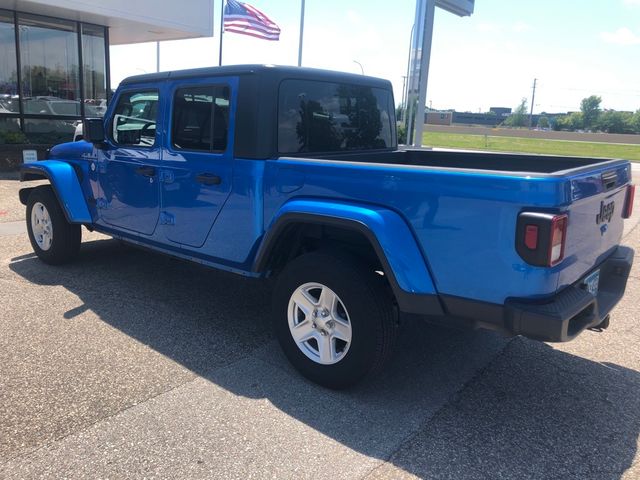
[0,94,20,113]
[21,97,78,142]
[18,65,635,388]
[74,97,144,141]
[0,95,21,133]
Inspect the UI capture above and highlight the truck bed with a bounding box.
[320,149,620,175]
[269,150,631,307]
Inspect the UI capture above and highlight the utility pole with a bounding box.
[156,42,160,72]
[402,24,415,129]
[407,0,436,146]
[401,76,407,121]
[529,78,537,128]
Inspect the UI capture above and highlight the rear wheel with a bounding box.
[272,251,397,389]
[26,186,81,265]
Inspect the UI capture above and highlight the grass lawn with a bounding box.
[422,131,640,161]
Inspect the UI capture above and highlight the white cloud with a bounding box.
[600,27,640,45]
[511,21,531,33]
[476,21,531,34]
[476,22,498,33]
[623,0,640,5]
[346,10,363,25]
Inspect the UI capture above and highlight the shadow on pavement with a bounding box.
[9,238,640,479]
[0,172,20,181]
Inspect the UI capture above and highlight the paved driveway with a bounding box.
[1,172,639,479]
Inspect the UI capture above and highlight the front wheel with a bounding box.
[26,185,81,265]
[272,251,398,389]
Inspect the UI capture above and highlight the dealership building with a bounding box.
[0,0,213,148]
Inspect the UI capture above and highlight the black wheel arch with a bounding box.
[19,162,85,224]
[253,213,444,316]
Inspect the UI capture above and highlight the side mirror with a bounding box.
[83,118,105,145]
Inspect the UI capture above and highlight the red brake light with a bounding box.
[548,215,568,266]
[517,212,569,267]
[623,184,635,219]
[524,225,538,250]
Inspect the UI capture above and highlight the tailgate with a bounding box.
[557,161,632,292]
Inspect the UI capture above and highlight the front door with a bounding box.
[98,88,161,235]
[160,80,235,248]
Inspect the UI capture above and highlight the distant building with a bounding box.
[490,107,511,116]
[425,111,453,125]
[0,0,214,146]
[452,112,501,127]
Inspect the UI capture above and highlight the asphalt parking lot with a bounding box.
[1,167,639,479]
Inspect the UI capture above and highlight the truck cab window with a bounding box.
[111,90,159,146]
[278,80,394,154]
[172,85,230,152]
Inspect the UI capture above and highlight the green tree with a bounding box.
[554,112,584,131]
[397,123,407,144]
[632,109,640,133]
[537,115,550,129]
[580,95,602,130]
[503,98,528,127]
[596,110,635,134]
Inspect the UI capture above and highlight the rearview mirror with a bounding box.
[83,118,105,145]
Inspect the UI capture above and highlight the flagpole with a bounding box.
[297,0,305,66]
[218,0,225,66]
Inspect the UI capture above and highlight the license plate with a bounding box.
[582,269,600,297]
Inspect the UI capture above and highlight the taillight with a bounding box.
[516,212,569,267]
[623,184,635,219]
[524,225,538,249]
[548,215,568,266]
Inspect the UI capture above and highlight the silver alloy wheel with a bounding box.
[288,282,353,365]
[31,201,53,251]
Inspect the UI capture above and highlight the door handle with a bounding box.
[195,173,222,186]
[135,165,156,177]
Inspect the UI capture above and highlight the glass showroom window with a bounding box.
[82,24,107,117]
[18,14,80,116]
[0,10,18,101]
[0,10,21,143]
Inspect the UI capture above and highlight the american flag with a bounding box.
[223,0,281,41]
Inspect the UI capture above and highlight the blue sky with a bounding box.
[110,0,640,114]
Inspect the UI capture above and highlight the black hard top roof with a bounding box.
[120,64,392,89]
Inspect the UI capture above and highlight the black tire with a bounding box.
[272,250,398,389]
[26,185,81,265]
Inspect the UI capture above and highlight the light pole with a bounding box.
[406,0,475,146]
[353,60,364,75]
[298,0,305,66]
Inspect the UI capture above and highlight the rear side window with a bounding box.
[111,90,159,146]
[172,85,230,152]
[278,79,394,154]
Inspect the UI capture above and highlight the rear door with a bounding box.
[160,78,236,247]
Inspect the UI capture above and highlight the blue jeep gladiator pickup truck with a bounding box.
[19,65,635,388]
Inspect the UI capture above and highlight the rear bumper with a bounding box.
[439,246,634,342]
